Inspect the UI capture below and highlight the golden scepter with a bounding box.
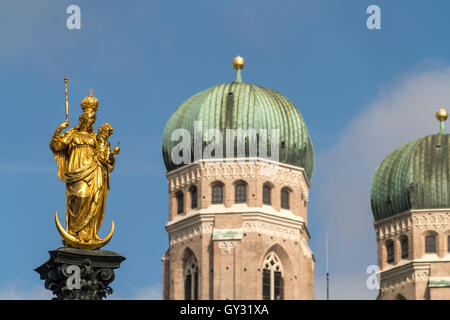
[64,74,69,121]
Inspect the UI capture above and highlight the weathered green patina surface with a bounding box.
[429,277,450,288]
[162,81,314,180]
[212,229,243,241]
[371,134,449,221]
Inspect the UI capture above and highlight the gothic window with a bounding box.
[235,181,247,203]
[263,184,271,205]
[425,235,436,253]
[176,191,184,214]
[212,182,224,204]
[190,186,198,209]
[401,237,409,259]
[386,240,394,264]
[262,252,284,300]
[281,188,290,209]
[184,255,198,300]
[262,269,270,300]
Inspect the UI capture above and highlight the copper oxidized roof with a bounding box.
[370,134,449,221]
[162,82,314,179]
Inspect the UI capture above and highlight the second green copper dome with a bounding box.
[370,133,449,221]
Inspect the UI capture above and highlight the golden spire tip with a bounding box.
[436,108,448,122]
[232,55,245,70]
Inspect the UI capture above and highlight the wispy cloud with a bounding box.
[130,283,162,300]
[110,283,162,300]
[0,281,162,300]
[0,282,53,300]
[312,65,450,298]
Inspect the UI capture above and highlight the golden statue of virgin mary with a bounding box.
[50,89,120,250]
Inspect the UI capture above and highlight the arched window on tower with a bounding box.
[400,236,409,259]
[235,181,247,203]
[386,240,394,264]
[212,182,224,204]
[263,183,272,205]
[184,255,199,300]
[190,186,198,209]
[262,252,284,300]
[425,235,436,253]
[176,191,184,215]
[281,188,290,209]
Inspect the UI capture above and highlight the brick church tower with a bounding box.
[161,57,315,300]
[370,109,450,300]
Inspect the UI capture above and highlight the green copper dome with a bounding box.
[162,73,314,179]
[370,134,449,221]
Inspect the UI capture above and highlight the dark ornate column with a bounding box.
[35,247,126,300]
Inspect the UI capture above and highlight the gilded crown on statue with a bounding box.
[81,89,99,113]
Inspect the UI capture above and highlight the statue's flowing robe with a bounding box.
[51,128,109,241]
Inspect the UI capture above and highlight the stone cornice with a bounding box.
[167,158,310,183]
[381,256,450,273]
[166,215,214,246]
[411,211,449,231]
[241,211,308,237]
[380,261,431,291]
[374,208,450,226]
[374,211,412,240]
[165,209,310,246]
[374,209,449,240]
[166,158,310,199]
[166,212,215,234]
[167,204,304,227]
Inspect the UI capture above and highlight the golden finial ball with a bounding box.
[232,56,245,70]
[436,108,448,122]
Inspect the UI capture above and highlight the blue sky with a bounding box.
[1,0,449,299]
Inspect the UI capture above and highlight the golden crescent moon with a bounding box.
[55,211,115,250]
